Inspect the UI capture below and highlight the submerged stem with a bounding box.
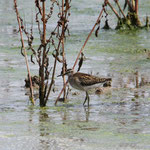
[39,0,46,107]
[61,0,66,100]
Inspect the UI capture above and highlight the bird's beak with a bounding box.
[57,72,67,77]
[57,74,62,77]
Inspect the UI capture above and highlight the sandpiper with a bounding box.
[59,69,112,106]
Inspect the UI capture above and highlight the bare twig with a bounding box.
[124,0,134,12]
[55,3,106,105]
[36,12,42,40]
[45,32,62,103]
[45,32,63,103]
[61,0,67,100]
[72,3,106,69]
[114,0,126,18]
[14,0,35,105]
[135,71,139,88]
[135,0,138,15]
[131,0,135,11]
[55,80,68,105]
[39,0,47,107]
[35,0,43,15]
[46,0,71,104]
[107,0,121,19]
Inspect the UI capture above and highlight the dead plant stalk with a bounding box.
[46,0,71,103]
[45,41,61,104]
[55,3,106,105]
[39,0,47,106]
[135,0,138,15]
[14,0,35,105]
[61,0,66,100]
[114,0,126,18]
[107,0,120,19]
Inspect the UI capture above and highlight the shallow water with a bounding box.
[0,0,150,150]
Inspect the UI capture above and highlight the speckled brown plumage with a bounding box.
[60,69,112,107]
[72,72,112,86]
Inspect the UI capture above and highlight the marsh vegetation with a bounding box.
[0,0,150,149]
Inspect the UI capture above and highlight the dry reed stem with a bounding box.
[72,5,105,69]
[45,27,66,103]
[45,29,63,103]
[131,0,135,11]
[107,0,121,19]
[14,0,35,105]
[126,0,134,12]
[45,24,64,103]
[135,71,139,88]
[55,4,106,105]
[114,0,126,18]
[46,0,71,103]
[40,0,47,106]
[135,0,138,15]
[61,0,67,100]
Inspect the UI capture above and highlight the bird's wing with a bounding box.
[74,73,106,86]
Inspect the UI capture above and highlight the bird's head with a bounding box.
[57,68,74,77]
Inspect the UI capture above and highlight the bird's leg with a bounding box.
[83,91,90,107]
[87,92,90,107]
[83,91,88,106]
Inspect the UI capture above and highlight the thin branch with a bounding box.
[36,12,42,39]
[55,3,106,105]
[135,0,138,15]
[114,0,126,18]
[107,0,121,19]
[39,0,47,107]
[55,80,68,105]
[45,34,62,102]
[46,0,71,103]
[131,0,135,11]
[61,0,67,100]
[35,0,43,15]
[124,0,134,12]
[14,0,35,105]
[72,3,106,69]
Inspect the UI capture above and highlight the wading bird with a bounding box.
[58,69,112,107]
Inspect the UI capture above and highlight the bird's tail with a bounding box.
[105,78,112,82]
[99,78,112,83]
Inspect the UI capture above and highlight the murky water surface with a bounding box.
[0,0,150,150]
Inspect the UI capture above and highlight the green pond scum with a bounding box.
[0,0,150,150]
